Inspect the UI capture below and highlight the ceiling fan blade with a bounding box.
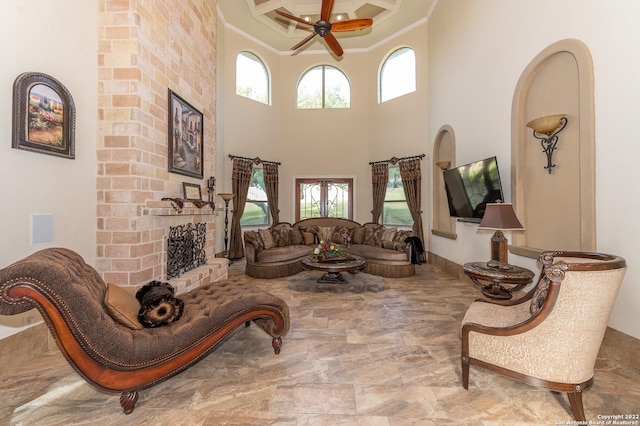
[323,32,343,57]
[291,32,318,51]
[331,18,373,32]
[275,9,314,27]
[321,0,334,22]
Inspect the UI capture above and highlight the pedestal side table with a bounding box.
[463,262,535,300]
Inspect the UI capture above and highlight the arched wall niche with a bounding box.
[511,39,595,258]
[432,124,456,239]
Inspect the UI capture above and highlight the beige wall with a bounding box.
[0,0,98,337]
[427,0,640,339]
[217,21,429,229]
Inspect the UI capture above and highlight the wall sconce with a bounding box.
[478,202,525,267]
[206,176,216,210]
[526,114,568,174]
[436,161,451,171]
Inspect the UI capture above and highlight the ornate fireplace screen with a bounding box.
[167,222,206,279]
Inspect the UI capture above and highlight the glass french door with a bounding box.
[295,178,353,221]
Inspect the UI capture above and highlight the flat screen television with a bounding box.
[442,156,504,223]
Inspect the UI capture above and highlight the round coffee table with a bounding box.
[302,255,366,284]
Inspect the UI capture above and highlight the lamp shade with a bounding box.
[526,114,566,135]
[478,203,525,231]
[218,193,235,202]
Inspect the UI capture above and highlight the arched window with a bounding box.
[297,65,350,109]
[236,51,270,105]
[379,47,416,103]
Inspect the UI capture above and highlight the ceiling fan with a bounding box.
[275,0,373,57]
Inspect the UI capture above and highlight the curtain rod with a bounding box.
[228,154,281,165]
[369,154,425,165]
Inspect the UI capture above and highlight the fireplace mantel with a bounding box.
[143,200,221,217]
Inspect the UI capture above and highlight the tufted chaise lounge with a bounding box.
[0,248,290,414]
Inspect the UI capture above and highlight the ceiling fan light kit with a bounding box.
[275,0,373,57]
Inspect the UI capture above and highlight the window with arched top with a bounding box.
[379,47,416,103]
[296,65,350,109]
[235,51,270,105]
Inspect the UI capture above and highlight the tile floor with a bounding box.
[1,261,639,425]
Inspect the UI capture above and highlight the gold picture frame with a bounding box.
[182,182,202,201]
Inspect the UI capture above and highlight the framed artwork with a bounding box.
[182,182,202,201]
[12,72,76,159]
[168,89,203,179]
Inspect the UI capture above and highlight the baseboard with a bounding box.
[426,251,468,283]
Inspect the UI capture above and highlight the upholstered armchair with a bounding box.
[461,251,626,421]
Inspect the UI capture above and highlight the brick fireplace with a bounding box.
[96,0,222,291]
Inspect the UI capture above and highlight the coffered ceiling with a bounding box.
[217,0,436,55]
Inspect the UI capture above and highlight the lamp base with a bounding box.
[490,230,508,264]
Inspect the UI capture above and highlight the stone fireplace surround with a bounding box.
[143,201,228,295]
[96,1,218,292]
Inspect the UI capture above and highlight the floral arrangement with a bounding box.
[313,240,347,259]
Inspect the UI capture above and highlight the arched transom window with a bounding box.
[297,65,350,109]
[379,47,416,103]
[236,51,270,105]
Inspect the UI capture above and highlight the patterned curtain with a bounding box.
[228,158,253,259]
[399,158,425,259]
[263,162,280,224]
[371,163,389,223]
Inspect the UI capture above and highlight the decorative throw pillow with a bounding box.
[352,226,366,244]
[258,228,275,249]
[272,226,290,247]
[299,225,319,244]
[363,223,383,246]
[289,228,304,245]
[317,226,334,243]
[135,281,184,328]
[530,276,550,315]
[332,226,352,244]
[104,283,143,330]
[244,231,264,252]
[301,231,315,245]
[393,230,413,251]
[393,230,413,243]
[379,227,397,246]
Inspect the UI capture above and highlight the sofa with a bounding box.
[244,217,416,279]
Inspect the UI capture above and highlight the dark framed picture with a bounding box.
[182,182,202,201]
[12,72,76,159]
[168,89,203,178]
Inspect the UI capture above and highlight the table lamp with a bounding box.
[478,202,525,267]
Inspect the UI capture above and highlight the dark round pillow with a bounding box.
[135,281,184,328]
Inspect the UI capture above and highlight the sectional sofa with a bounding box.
[244,217,416,279]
